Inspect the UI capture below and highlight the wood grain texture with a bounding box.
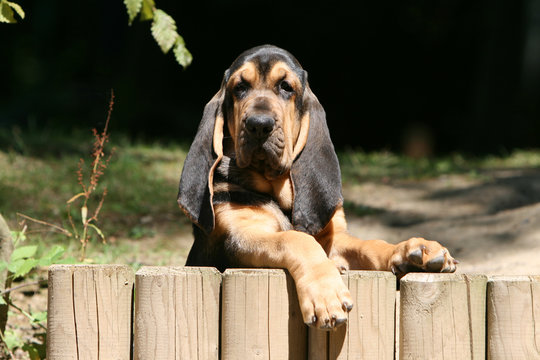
[399,273,487,360]
[487,275,540,360]
[47,265,78,360]
[221,269,306,359]
[48,265,540,359]
[308,271,396,360]
[46,264,134,360]
[133,266,221,360]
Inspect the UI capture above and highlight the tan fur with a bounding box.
[270,175,294,211]
[212,201,352,327]
[292,112,310,159]
[212,182,245,193]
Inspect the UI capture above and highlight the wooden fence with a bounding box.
[46,265,540,359]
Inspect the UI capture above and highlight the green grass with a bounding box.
[339,149,540,183]
[0,128,191,266]
[0,138,189,229]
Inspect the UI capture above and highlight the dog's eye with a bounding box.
[279,80,294,94]
[234,82,249,97]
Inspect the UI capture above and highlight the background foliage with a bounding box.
[2,0,539,154]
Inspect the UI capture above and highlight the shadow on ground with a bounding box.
[343,168,540,275]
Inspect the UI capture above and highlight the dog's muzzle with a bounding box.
[245,114,275,141]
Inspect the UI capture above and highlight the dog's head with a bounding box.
[222,46,309,179]
[178,45,342,235]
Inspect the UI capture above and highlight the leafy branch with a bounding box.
[0,0,24,23]
[2,0,193,69]
[124,0,192,68]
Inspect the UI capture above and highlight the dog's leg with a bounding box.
[318,208,458,278]
[214,203,354,330]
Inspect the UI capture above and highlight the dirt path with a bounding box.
[343,168,540,275]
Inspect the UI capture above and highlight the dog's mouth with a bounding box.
[236,124,286,178]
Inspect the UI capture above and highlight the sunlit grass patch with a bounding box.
[481,150,540,169]
[0,135,189,244]
[338,149,540,183]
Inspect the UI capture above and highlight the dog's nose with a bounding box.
[245,115,275,139]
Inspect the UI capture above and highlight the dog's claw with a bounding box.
[408,246,424,265]
[426,255,445,271]
[342,301,353,312]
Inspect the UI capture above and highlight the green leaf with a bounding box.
[38,245,65,266]
[13,258,38,278]
[5,1,24,19]
[124,0,142,25]
[173,36,192,68]
[0,0,16,23]
[45,245,65,261]
[11,230,26,245]
[11,245,37,261]
[3,330,23,350]
[88,223,105,242]
[7,258,24,274]
[30,311,47,323]
[0,260,7,272]
[22,343,40,360]
[140,0,155,21]
[151,9,178,53]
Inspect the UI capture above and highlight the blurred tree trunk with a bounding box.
[0,215,13,333]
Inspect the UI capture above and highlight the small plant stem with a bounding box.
[80,226,88,260]
[0,280,47,296]
[16,213,72,237]
[80,236,88,261]
[7,301,46,331]
[67,204,79,240]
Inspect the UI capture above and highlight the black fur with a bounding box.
[177,91,223,234]
[290,91,343,235]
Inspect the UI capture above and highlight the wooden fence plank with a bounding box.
[399,273,487,360]
[487,275,540,360]
[308,271,396,360]
[133,266,221,360]
[47,265,78,360]
[72,268,99,359]
[221,269,306,359]
[49,265,540,359]
[46,264,134,360]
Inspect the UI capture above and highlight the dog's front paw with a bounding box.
[389,237,458,278]
[295,261,353,330]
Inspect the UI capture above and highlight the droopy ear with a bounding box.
[177,80,226,235]
[290,85,343,236]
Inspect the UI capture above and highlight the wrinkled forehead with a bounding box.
[226,46,304,83]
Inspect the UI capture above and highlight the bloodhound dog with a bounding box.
[178,45,457,330]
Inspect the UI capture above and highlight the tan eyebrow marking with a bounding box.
[267,61,301,90]
[229,62,259,87]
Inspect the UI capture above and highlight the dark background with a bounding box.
[2,0,539,154]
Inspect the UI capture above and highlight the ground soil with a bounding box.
[7,167,540,358]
